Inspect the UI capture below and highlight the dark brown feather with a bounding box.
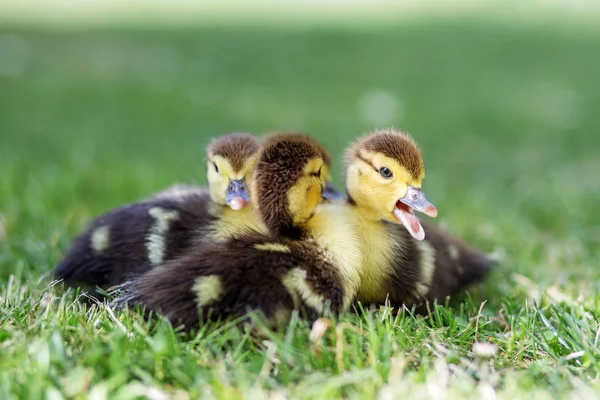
[419,220,492,303]
[349,128,425,181]
[321,146,332,170]
[114,133,347,330]
[377,221,423,306]
[206,133,261,172]
[361,218,493,309]
[253,132,323,237]
[54,189,215,293]
[117,234,345,331]
[55,133,262,294]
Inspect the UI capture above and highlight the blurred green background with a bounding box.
[0,5,599,297]
[2,2,600,398]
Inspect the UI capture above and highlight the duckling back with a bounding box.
[54,186,215,291]
[54,133,264,293]
[418,220,493,304]
[357,218,492,307]
[114,233,347,330]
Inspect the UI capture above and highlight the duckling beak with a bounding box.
[393,186,438,241]
[225,178,250,210]
[322,182,344,202]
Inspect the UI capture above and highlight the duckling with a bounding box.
[113,133,362,330]
[345,128,493,308]
[54,132,264,291]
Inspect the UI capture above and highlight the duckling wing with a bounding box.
[368,220,494,309]
[113,235,346,331]
[54,188,214,293]
[419,220,495,303]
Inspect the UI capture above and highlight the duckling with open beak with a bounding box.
[345,128,494,307]
[393,185,438,241]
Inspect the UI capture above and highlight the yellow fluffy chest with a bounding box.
[354,216,398,304]
[207,205,267,242]
[306,204,363,305]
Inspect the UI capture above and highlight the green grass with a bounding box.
[1,19,600,398]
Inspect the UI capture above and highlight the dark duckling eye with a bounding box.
[213,162,219,173]
[311,167,322,178]
[379,167,393,179]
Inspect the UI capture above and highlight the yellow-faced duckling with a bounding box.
[345,128,493,308]
[54,132,264,292]
[113,133,362,330]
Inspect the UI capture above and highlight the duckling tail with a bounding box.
[53,230,126,295]
[419,220,497,303]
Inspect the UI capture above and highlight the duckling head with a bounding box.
[206,133,262,210]
[345,128,438,241]
[252,132,326,237]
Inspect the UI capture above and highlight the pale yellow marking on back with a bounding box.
[193,275,223,307]
[146,207,180,266]
[281,268,326,313]
[305,203,363,308]
[254,243,291,253]
[415,240,436,298]
[280,272,302,309]
[90,225,110,253]
[269,307,293,326]
[448,244,460,261]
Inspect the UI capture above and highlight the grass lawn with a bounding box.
[1,17,600,398]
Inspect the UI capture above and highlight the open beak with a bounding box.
[225,178,249,210]
[392,186,438,241]
[321,182,344,202]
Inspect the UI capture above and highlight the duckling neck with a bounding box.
[347,193,384,223]
[346,198,401,304]
[265,210,306,239]
[209,203,268,241]
[304,203,363,304]
[253,190,307,239]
